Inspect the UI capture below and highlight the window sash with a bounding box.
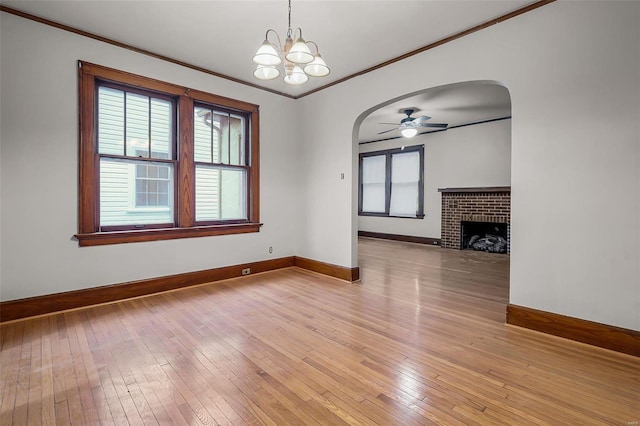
[195,164,248,224]
[194,105,246,166]
[97,83,175,160]
[98,157,175,230]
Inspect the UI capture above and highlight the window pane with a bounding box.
[217,113,229,164]
[195,165,247,222]
[220,168,246,219]
[194,106,214,163]
[390,151,420,217]
[99,157,174,227]
[361,155,386,213]
[150,98,172,159]
[195,166,219,220]
[227,115,245,166]
[98,86,125,155]
[126,92,150,157]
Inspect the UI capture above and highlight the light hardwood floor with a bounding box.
[1,238,638,425]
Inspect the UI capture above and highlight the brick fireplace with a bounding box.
[439,187,511,252]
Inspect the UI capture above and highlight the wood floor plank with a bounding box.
[12,320,32,425]
[39,318,56,425]
[26,318,43,425]
[53,399,70,426]
[1,322,21,425]
[1,237,639,425]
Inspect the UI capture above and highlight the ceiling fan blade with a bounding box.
[377,128,399,135]
[421,123,448,128]
[413,115,431,123]
[378,122,401,125]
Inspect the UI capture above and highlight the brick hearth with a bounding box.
[439,187,511,251]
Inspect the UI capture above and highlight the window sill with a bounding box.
[358,212,425,219]
[75,223,262,247]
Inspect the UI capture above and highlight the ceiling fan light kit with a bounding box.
[252,0,330,85]
[401,128,418,138]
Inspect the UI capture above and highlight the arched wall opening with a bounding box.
[351,80,512,275]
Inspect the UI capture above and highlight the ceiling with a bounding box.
[358,81,512,143]
[1,0,530,140]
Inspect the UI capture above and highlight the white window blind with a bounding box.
[361,155,386,213]
[389,151,420,217]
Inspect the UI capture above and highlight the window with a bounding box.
[358,145,424,218]
[193,105,247,223]
[77,61,260,246]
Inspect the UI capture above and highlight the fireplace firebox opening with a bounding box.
[461,221,508,253]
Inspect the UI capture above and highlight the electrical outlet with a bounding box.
[241,268,251,275]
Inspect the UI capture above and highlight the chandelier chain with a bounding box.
[288,0,292,30]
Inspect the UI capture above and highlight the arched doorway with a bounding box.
[352,81,512,284]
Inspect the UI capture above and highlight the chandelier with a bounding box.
[252,0,330,85]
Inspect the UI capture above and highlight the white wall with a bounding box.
[0,13,301,301]
[298,2,639,331]
[358,118,511,238]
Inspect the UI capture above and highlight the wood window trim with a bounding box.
[358,144,425,219]
[76,61,261,246]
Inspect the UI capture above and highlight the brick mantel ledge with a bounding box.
[438,186,511,193]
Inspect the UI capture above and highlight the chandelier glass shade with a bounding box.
[252,1,330,85]
[253,64,280,80]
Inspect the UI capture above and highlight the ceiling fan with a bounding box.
[378,109,448,137]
